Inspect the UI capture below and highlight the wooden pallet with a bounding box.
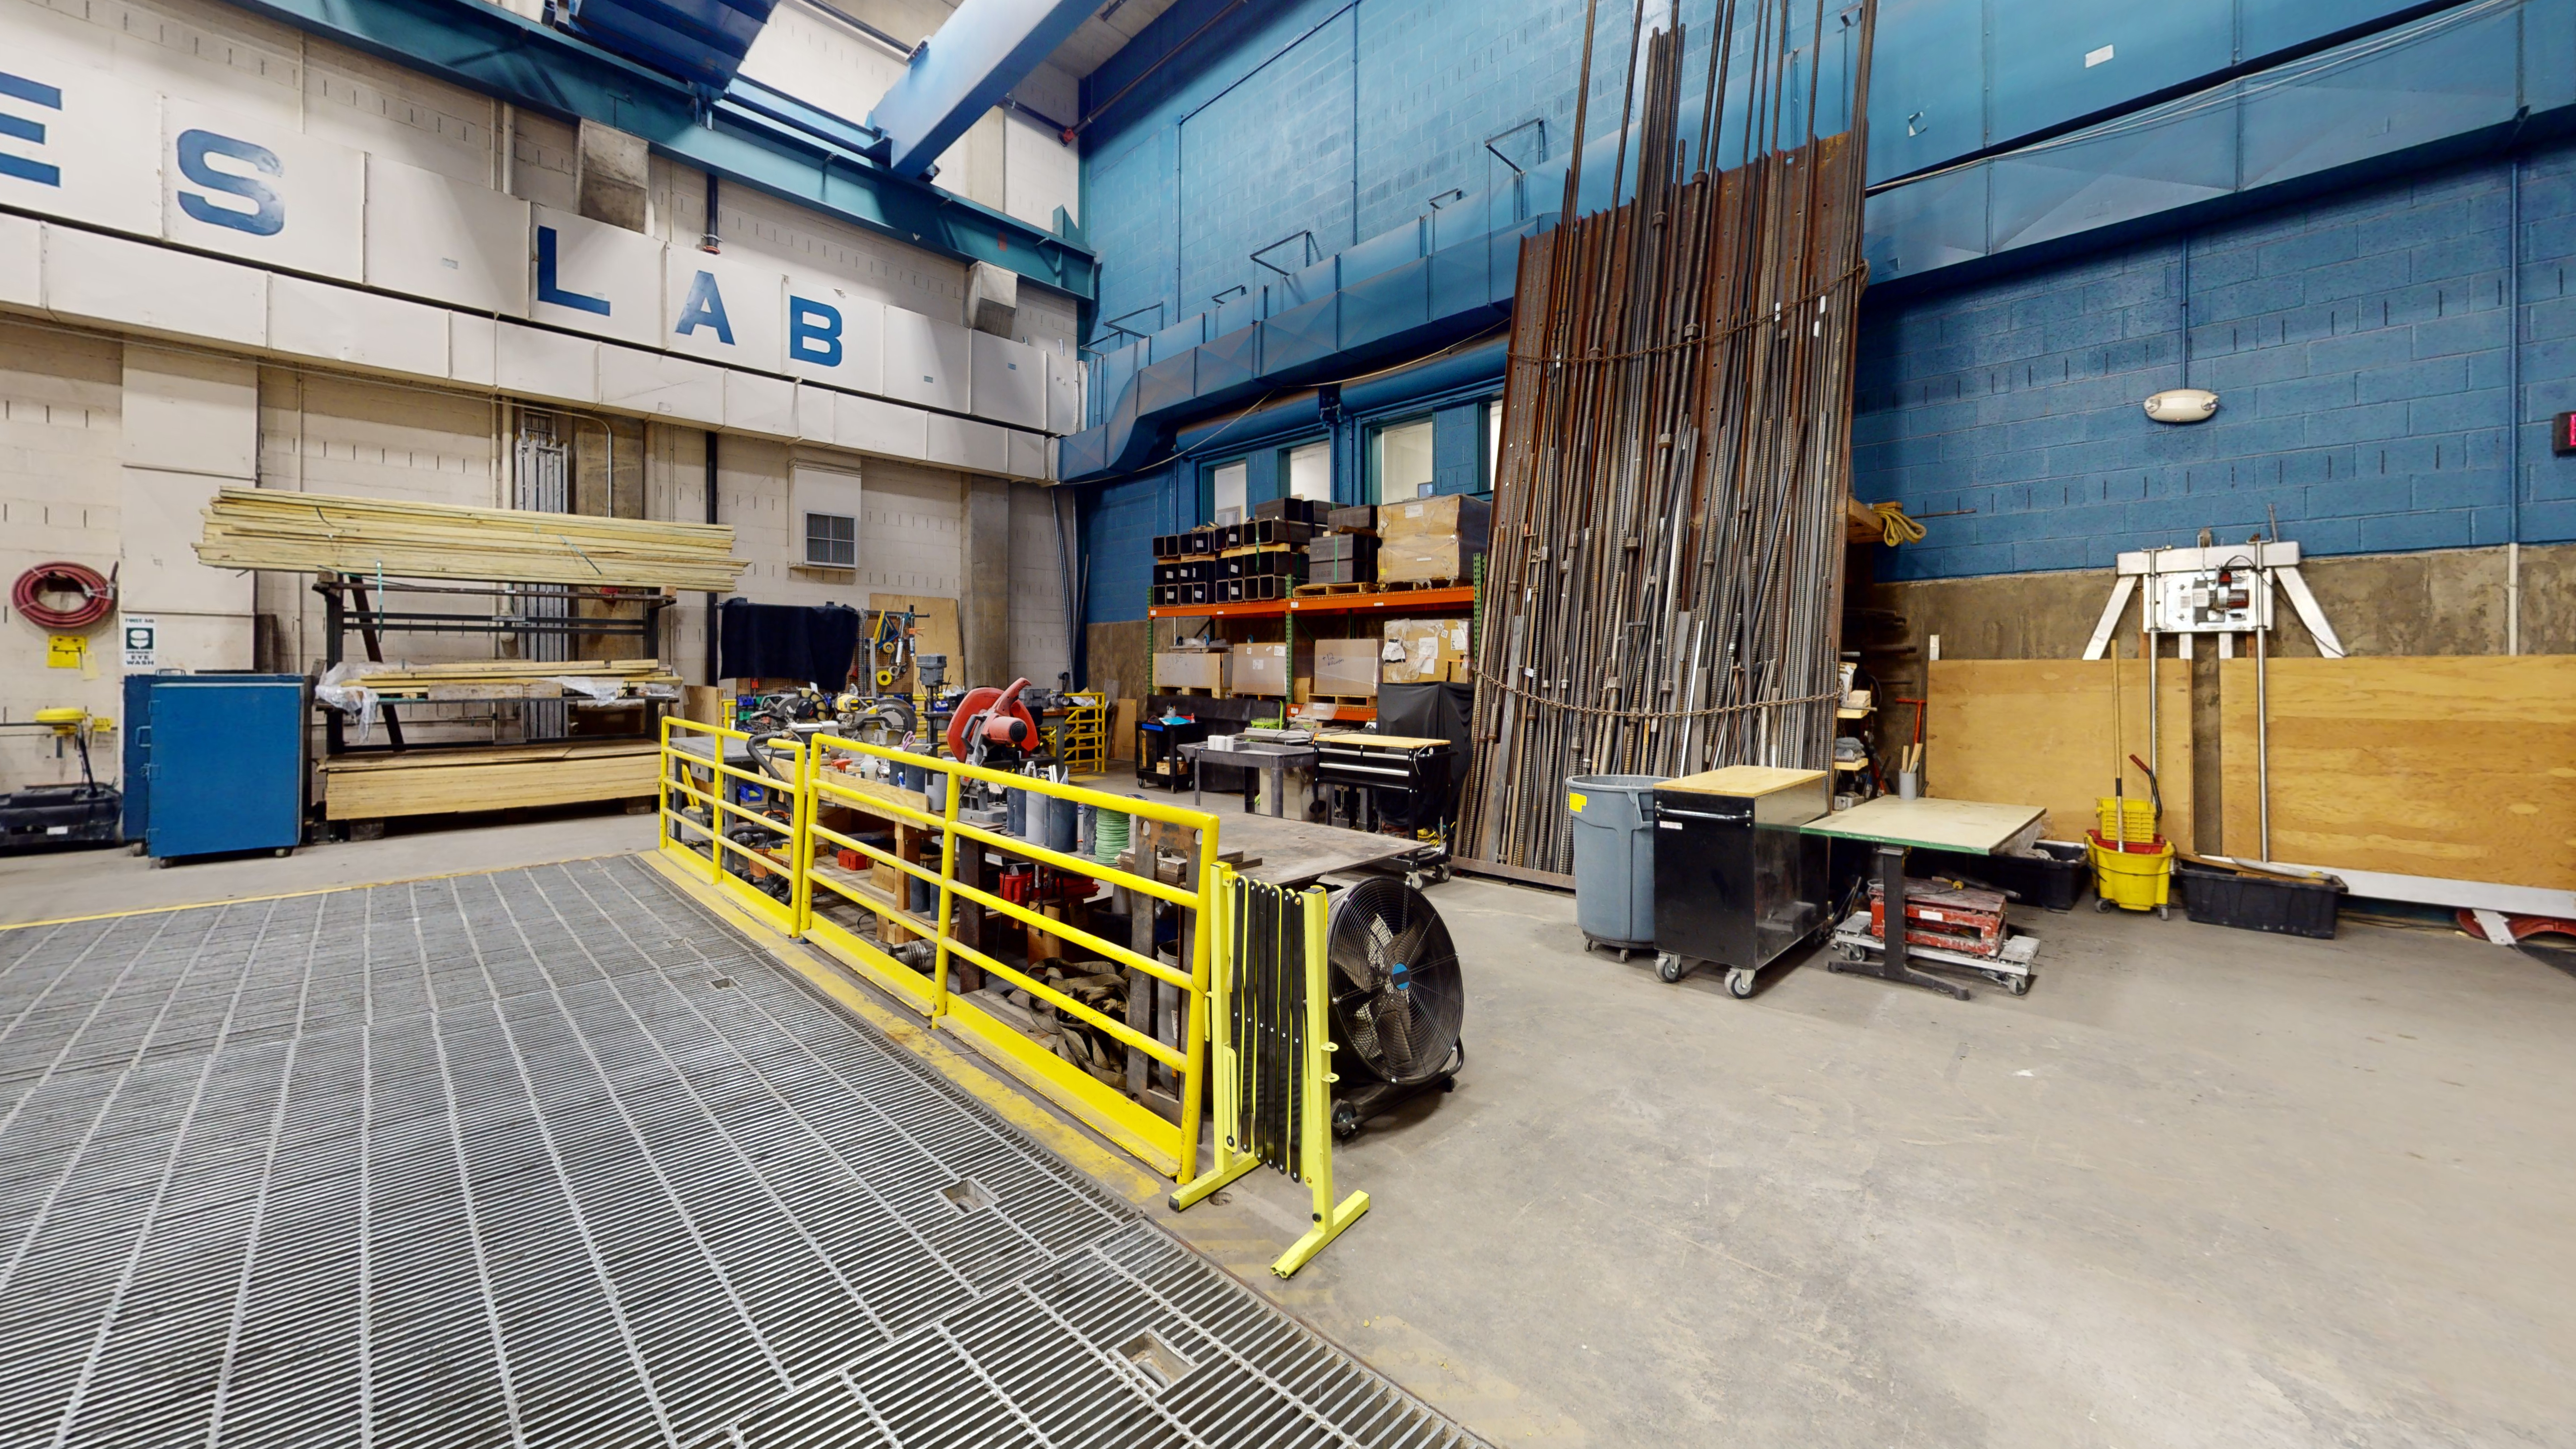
[1292,581,1374,597]
[1219,542,1294,558]
[1375,576,1466,591]
[1306,692,1376,706]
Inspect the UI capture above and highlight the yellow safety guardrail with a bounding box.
[657,717,808,934]
[656,718,1223,1182]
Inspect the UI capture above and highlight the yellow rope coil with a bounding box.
[1874,502,1927,547]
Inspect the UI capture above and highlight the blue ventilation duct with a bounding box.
[567,0,781,95]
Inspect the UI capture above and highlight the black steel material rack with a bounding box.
[313,572,672,757]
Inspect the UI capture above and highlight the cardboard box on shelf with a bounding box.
[1229,642,1309,698]
[1312,639,1379,698]
[1154,651,1230,691]
[1382,618,1470,684]
[1378,494,1491,584]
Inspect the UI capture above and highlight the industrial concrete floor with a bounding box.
[1156,870,2576,1448]
[7,795,2572,1447]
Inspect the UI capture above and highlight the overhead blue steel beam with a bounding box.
[869,0,1096,180]
[220,0,1095,300]
[566,0,780,95]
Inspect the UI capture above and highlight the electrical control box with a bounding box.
[2148,565,2273,634]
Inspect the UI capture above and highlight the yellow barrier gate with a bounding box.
[792,732,1222,1181]
[1170,868,1368,1276]
[657,717,808,933]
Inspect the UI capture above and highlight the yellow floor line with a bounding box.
[641,852,1168,1205]
[0,852,639,932]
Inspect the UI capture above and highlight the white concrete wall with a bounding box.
[1007,480,1071,688]
[0,318,122,786]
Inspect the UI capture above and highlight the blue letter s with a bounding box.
[176,130,283,236]
[788,296,842,367]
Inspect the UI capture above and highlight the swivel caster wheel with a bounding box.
[1330,1101,1361,1142]
[1725,969,1756,999]
[2156,905,2169,921]
[2005,974,2031,996]
[1656,953,1688,984]
[2095,897,2117,912]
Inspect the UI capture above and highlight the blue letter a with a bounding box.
[675,270,735,343]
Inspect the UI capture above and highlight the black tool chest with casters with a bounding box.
[1316,733,1452,835]
[1652,767,1830,989]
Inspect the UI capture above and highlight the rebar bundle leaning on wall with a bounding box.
[1460,0,1879,873]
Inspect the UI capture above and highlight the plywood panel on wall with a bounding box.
[2220,656,2576,890]
[1926,658,2193,846]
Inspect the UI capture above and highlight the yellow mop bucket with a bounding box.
[2087,829,2173,915]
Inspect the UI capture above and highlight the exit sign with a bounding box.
[2558,412,2576,455]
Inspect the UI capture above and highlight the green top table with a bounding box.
[1800,796,2046,856]
[1799,795,2047,1002]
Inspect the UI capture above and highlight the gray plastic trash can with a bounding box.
[1567,774,1668,955]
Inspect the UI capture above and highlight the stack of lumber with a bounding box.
[319,739,659,821]
[195,489,744,590]
[353,658,679,701]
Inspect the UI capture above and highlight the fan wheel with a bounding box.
[1326,878,1465,1088]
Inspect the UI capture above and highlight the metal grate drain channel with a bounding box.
[0,857,1476,1449]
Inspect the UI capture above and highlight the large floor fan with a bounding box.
[1325,878,1466,1140]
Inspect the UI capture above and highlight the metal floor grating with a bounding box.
[0,856,1477,1449]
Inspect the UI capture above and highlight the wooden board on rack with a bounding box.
[1926,658,2193,846]
[319,740,658,820]
[195,489,742,589]
[2219,655,2576,890]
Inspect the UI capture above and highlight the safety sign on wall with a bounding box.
[121,616,156,670]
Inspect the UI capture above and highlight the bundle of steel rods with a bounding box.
[1461,0,1879,873]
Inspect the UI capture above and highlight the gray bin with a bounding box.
[1568,774,1667,952]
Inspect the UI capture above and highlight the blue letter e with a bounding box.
[176,130,283,236]
[788,296,842,367]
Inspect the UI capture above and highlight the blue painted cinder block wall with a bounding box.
[1853,139,2576,581]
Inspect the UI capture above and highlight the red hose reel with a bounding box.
[11,561,115,631]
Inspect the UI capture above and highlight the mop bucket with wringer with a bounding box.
[2088,754,2172,917]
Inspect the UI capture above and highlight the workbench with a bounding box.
[1180,741,1317,818]
[1801,796,2047,999]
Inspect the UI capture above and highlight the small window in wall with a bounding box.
[1369,417,1435,502]
[1286,440,1331,502]
[1211,460,1248,522]
[1485,401,1502,492]
[806,512,856,567]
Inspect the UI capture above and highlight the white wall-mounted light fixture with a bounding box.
[2144,388,2219,424]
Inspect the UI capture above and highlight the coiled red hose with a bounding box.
[11,561,114,631]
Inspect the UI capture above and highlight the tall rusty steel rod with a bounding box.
[1462,0,1879,874]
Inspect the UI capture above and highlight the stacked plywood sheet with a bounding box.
[319,740,660,821]
[2220,656,2576,891]
[351,658,679,701]
[196,489,744,590]
[1926,659,2194,847]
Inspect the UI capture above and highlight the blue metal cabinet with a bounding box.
[138,676,305,862]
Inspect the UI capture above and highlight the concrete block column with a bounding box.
[120,347,257,671]
[963,476,1011,685]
